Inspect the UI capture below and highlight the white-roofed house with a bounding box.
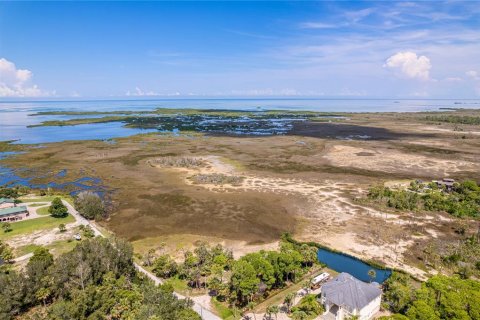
[320,272,382,320]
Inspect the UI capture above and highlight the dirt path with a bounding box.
[62,201,221,320]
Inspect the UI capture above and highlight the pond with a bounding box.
[317,248,392,283]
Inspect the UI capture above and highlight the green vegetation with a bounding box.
[19,194,75,206]
[212,297,237,319]
[192,173,244,186]
[15,240,78,258]
[28,203,47,207]
[291,294,324,320]
[425,114,480,125]
[421,229,480,278]
[14,244,41,258]
[0,215,74,240]
[79,225,95,238]
[74,191,106,220]
[147,156,204,168]
[36,206,50,215]
[27,115,131,127]
[0,238,200,319]
[48,197,68,218]
[0,240,14,264]
[27,108,342,136]
[2,222,12,233]
[149,237,319,314]
[283,233,388,271]
[368,180,480,217]
[0,188,20,199]
[0,141,27,153]
[383,273,480,320]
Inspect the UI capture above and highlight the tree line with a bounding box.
[381,272,480,320]
[425,115,480,126]
[368,180,480,218]
[0,238,200,320]
[148,236,319,310]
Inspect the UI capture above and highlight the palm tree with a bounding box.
[266,305,279,320]
[368,269,376,283]
[247,301,257,320]
[291,310,308,320]
[302,280,310,294]
[284,292,296,313]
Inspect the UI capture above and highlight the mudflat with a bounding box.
[2,109,480,278]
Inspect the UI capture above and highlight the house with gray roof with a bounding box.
[320,272,382,320]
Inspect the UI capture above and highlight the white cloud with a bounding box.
[466,70,479,80]
[345,8,375,23]
[384,51,431,80]
[444,77,463,82]
[125,87,180,97]
[299,22,337,29]
[0,58,53,97]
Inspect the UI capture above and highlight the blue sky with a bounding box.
[0,1,479,99]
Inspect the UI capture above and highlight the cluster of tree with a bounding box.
[74,191,106,220]
[0,240,13,265]
[425,115,480,125]
[290,294,324,320]
[368,180,480,217]
[0,188,20,199]
[48,197,68,218]
[151,242,234,293]
[421,231,480,279]
[2,223,12,233]
[382,273,480,320]
[0,238,200,320]
[150,239,318,308]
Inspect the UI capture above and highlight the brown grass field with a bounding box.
[2,110,480,278]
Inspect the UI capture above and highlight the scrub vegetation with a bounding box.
[367,180,480,217]
[147,237,319,312]
[0,238,200,320]
[381,272,480,320]
[3,108,480,288]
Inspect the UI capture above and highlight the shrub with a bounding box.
[49,197,69,218]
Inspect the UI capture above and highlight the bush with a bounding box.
[49,197,69,218]
[291,294,324,318]
[82,225,95,238]
[2,222,12,233]
[74,191,105,220]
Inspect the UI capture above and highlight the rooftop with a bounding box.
[0,198,15,204]
[321,272,382,311]
[0,206,28,217]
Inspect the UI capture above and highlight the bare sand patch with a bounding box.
[323,145,478,176]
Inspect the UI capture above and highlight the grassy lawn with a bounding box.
[162,276,206,297]
[28,203,48,207]
[36,206,50,215]
[253,265,330,313]
[15,240,79,258]
[46,239,78,255]
[19,195,74,205]
[0,215,75,240]
[212,298,240,320]
[14,244,41,257]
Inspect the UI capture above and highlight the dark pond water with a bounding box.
[317,248,392,283]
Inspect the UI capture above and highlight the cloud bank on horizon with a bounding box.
[0,1,479,99]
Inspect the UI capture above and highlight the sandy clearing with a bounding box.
[150,156,434,278]
[323,145,478,176]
